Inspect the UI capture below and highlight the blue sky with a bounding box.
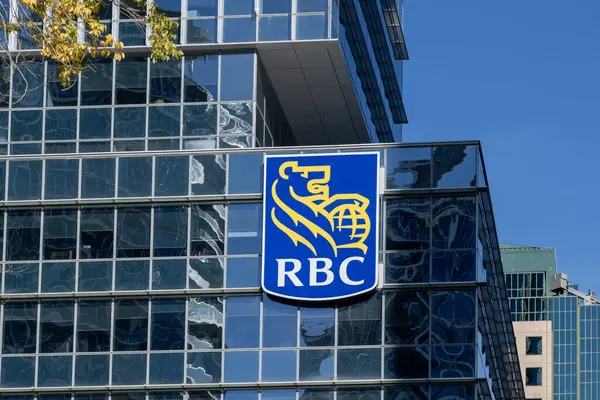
[402,1,600,287]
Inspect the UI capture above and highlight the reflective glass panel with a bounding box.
[186,352,222,384]
[386,147,431,189]
[221,54,254,101]
[120,21,146,46]
[81,158,116,198]
[259,0,291,13]
[432,145,476,188]
[114,107,146,138]
[154,206,188,257]
[45,159,79,200]
[3,302,37,354]
[47,62,78,106]
[11,61,44,108]
[6,211,40,261]
[431,344,474,378]
[4,263,38,293]
[224,0,254,15]
[431,290,475,344]
[1,357,35,387]
[190,204,225,255]
[386,198,431,250]
[8,160,42,200]
[188,258,224,289]
[297,0,328,12]
[149,105,181,137]
[385,291,429,344]
[223,351,258,382]
[187,297,223,350]
[262,351,296,382]
[114,299,148,351]
[183,104,217,136]
[112,353,147,385]
[80,208,114,259]
[337,349,381,380]
[432,251,476,282]
[153,259,186,289]
[81,59,113,105]
[41,262,75,292]
[225,296,259,348]
[188,0,218,16]
[299,349,334,381]
[149,353,184,384]
[300,307,334,347]
[385,252,430,284]
[223,17,256,42]
[184,56,218,102]
[74,354,109,386]
[116,57,148,104]
[432,197,476,250]
[296,15,327,40]
[338,294,381,346]
[228,152,262,194]
[80,108,111,139]
[258,16,291,41]
[338,388,380,400]
[151,59,182,103]
[43,209,77,260]
[38,355,73,387]
[118,157,152,197]
[40,301,74,353]
[190,154,226,195]
[77,300,111,352]
[151,298,185,350]
[263,296,297,347]
[187,19,217,44]
[227,203,261,254]
[45,109,77,140]
[225,257,260,288]
[117,208,151,257]
[155,156,189,196]
[115,260,150,290]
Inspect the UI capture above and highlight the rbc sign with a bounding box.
[262,152,380,301]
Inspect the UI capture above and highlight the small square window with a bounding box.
[525,367,542,386]
[526,336,542,355]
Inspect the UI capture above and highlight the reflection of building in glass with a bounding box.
[0,0,523,399]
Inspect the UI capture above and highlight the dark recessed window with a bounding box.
[526,336,543,355]
[525,367,542,386]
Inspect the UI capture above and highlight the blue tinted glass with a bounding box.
[114,107,146,138]
[431,290,475,343]
[116,57,148,104]
[338,388,380,400]
[386,198,431,250]
[338,295,381,345]
[11,61,43,108]
[154,206,188,257]
[262,351,296,382]
[184,56,218,102]
[188,0,217,16]
[186,352,222,384]
[151,298,185,350]
[187,19,217,44]
[431,385,474,400]
[115,260,150,290]
[43,209,77,260]
[8,160,42,200]
[114,299,148,351]
[39,301,74,353]
[77,300,111,352]
[299,349,333,381]
[225,296,259,348]
[183,104,217,136]
[149,105,181,137]
[3,302,37,353]
[47,62,78,106]
[81,59,113,105]
[337,349,381,380]
[45,159,79,200]
[187,297,223,350]
[260,0,291,13]
[432,251,476,282]
[385,252,430,284]
[74,355,109,386]
[223,17,256,42]
[297,0,327,12]
[150,353,184,384]
[120,21,146,46]
[386,147,431,189]
[228,152,262,194]
[1,357,35,387]
[80,108,111,139]
[224,0,254,15]
[432,197,476,250]
[80,208,114,259]
[153,259,186,289]
[45,109,77,140]
[155,156,189,196]
[0,112,7,142]
[112,353,147,385]
[41,262,75,292]
[4,263,38,293]
[118,157,152,197]
[188,258,224,289]
[151,60,182,103]
[431,344,474,378]
[225,391,257,400]
[259,16,291,41]
[227,203,262,255]
[223,351,258,382]
[155,0,181,17]
[263,296,297,347]
[385,290,429,345]
[190,154,226,195]
[220,54,254,101]
[432,145,476,188]
[37,355,73,387]
[226,257,260,288]
[384,386,428,400]
[296,14,327,40]
[384,347,429,379]
[300,307,334,347]
[6,211,40,261]
[190,204,225,255]
[81,158,116,198]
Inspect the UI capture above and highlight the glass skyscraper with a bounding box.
[0,0,523,399]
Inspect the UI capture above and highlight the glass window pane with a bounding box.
[187,297,223,350]
[4,263,38,293]
[297,0,327,12]
[41,262,75,293]
[186,19,217,44]
[11,61,44,108]
[227,203,261,255]
[432,251,476,282]
[149,353,184,384]
[154,206,188,257]
[81,59,113,105]
[259,0,291,13]
[385,291,429,345]
[148,105,181,137]
[151,298,185,350]
[224,0,254,15]
[263,296,296,347]
[78,261,113,292]
[299,349,334,381]
[431,290,475,344]
[300,307,334,347]
[225,257,260,288]
[432,145,476,188]
[188,0,218,16]
[115,260,149,290]
[0,112,8,144]
[338,294,381,346]
[6,211,40,261]
[228,152,262,194]
[3,302,37,353]
[8,160,42,200]
[38,355,73,387]
[81,158,116,199]
[221,54,254,101]
[47,62,78,106]
[80,208,114,259]
[386,198,431,251]
[1,357,35,387]
[190,154,226,195]
[118,157,152,197]
[297,14,327,40]
[223,17,256,42]
[184,56,218,102]
[155,156,189,196]
[223,351,258,383]
[386,147,431,190]
[337,349,381,380]
[183,104,217,135]
[114,106,146,138]
[258,16,291,41]
[432,197,476,250]
[153,259,186,289]
[190,204,225,255]
[80,108,111,139]
[262,351,296,382]
[45,159,79,200]
[116,57,148,104]
[114,299,148,351]
[45,109,77,140]
[117,207,151,258]
[74,355,109,386]
[155,0,181,17]
[188,258,224,289]
[186,352,221,384]
[44,209,77,260]
[431,344,474,378]
[77,300,111,352]
[219,103,253,135]
[40,301,74,353]
[151,59,182,103]
[225,296,259,348]
[120,21,146,46]
[112,353,147,385]
[385,252,430,284]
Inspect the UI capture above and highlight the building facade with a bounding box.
[503,245,600,400]
[0,0,524,399]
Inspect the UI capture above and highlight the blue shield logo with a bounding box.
[262,152,380,301]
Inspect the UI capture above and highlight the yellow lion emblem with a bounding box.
[270,161,371,257]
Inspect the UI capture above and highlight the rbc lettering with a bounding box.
[276,257,365,287]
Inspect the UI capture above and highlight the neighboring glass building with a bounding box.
[0,1,524,399]
[502,245,600,400]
